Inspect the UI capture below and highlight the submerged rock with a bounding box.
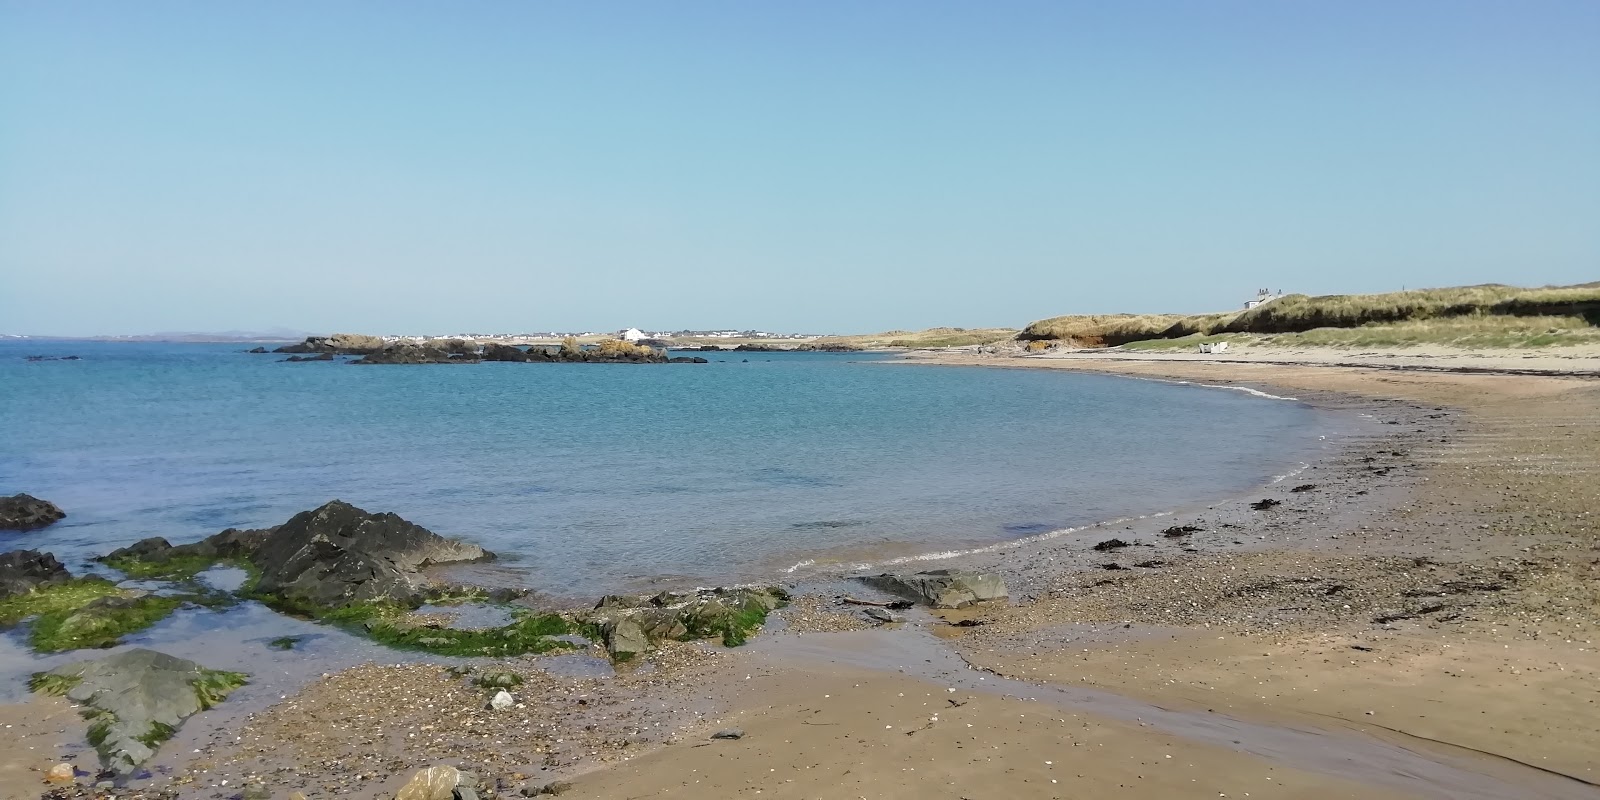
[855,570,1008,609]
[30,648,247,775]
[0,494,66,531]
[0,549,70,598]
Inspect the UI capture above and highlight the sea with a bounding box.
[1,341,1337,601]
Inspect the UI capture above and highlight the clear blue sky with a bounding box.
[2,1,1596,336]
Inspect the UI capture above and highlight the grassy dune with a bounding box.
[1021,283,1600,348]
[816,327,1018,349]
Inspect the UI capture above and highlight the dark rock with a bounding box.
[273,333,386,355]
[0,549,71,598]
[280,353,336,362]
[100,527,272,568]
[246,347,268,354]
[1092,538,1130,551]
[861,607,896,623]
[0,494,66,531]
[249,500,492,610]
[34,649,246,774]
[855,570,1007,609]
[352,344,459,365]
[711,728,745,740]
[482,343,531,362]
[667,357,710,363]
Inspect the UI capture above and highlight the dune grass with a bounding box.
[1022,282,1600,348]
[816,327,1017,349]
[1122,315,1600,351]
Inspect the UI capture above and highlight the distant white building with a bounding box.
[1243,288,1285,310]
[619,328,646,342]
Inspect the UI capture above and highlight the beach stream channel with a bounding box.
[752,613,1600,800]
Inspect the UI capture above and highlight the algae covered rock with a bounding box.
[856,570,1008,609]
[30,648,246,775]
[0,494,66,531]
[578,586,788,659]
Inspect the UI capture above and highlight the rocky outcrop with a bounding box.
[0,494,66,531]
[577,586,788,658]
[482,343,531,362]
[353,344,478,364]
[274,333,386,355]
[31,649,247,775]
[100,527,272,573]
[280,353,336,362]
[0,549,70,598]
[856,570,1008,609]
[249,500,492,611]
[96,502,491,613]
[667,356,710,363]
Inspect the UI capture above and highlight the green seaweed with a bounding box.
[29,594,184,653]
[192,669,249,710]
[680,596,783,648]
[137,721,178,749]
[267,636,299,651]
[27,672,82,696]
[0,579,187,653]
[102,554,263,594]
[254,593,576,658]
[0,578,121,625]
[364,611,576,658]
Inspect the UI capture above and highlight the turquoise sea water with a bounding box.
[1,342,1333,598]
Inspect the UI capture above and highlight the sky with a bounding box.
[1,1,1596,336]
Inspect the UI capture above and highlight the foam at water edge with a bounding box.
[1269,462,1313,484]
[781,510,1177,575]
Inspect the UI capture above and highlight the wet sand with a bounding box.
[7,350,1599,799]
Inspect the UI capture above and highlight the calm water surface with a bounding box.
[1,342,1335,598]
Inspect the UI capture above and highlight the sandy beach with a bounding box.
[7,347,1600,800]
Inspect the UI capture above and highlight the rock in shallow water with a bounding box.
[855,570,1008,609]
[31,648,246,775]
[0,494,66,531]
[247,500,493,610]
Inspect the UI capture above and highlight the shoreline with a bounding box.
[7,350,1600,799]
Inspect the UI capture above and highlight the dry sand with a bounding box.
[8,348,1600,799]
